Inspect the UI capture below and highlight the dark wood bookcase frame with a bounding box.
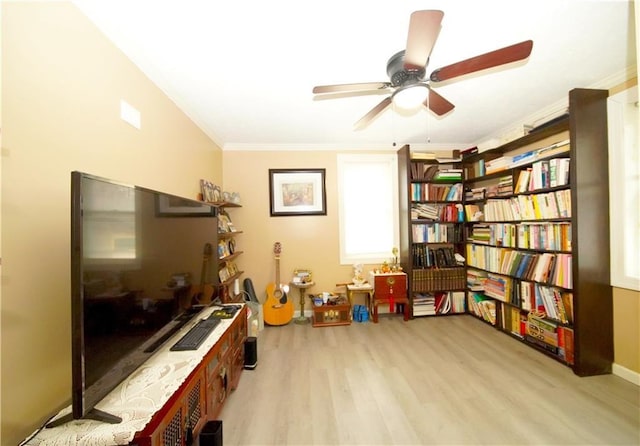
[397,147,467,318]
[398,88,613,377]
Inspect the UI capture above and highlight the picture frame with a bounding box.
[269,168,327,216]
[155,195,217,217]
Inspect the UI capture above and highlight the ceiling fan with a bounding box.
[312,10,533,129]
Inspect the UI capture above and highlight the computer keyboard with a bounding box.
[170,317,220,351]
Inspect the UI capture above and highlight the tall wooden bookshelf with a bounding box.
[397,146,467,317]
[460,88,612,377]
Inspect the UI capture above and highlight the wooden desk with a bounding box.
[369,272,409,323]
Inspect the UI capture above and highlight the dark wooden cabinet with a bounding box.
[133,306,247,445]
[369,272,410,322]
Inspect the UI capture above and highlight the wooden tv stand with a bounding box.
[24,305,247,446]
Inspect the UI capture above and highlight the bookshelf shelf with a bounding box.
[215,203,244,303]
[460,88,612,376]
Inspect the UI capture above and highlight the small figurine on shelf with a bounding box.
[352,263,365,286]
[381,260,391,273]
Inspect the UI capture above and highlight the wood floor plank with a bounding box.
[220,315,640,445]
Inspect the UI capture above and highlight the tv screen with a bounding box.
[52,172,218,426]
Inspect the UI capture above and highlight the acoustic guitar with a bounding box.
[263,242,294,325]
[186,242,215,307]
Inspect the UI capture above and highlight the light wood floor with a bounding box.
[219,315,640,445]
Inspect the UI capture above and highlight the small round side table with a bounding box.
[290,281,315,324]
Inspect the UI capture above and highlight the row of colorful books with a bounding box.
[514,157,570,192]
[468,293,496,325]
[411,202,463,222]
[411,222,463,244]
[480,189,571,221]
[410,163,462,181]
[467,222,572,252]
[499,304,575,364]
[466,267,573,324]
[524,283,574,324]
[484,139,570,175]
[413,291,466,316]
[465,244,573,288]
[410,182,463,202]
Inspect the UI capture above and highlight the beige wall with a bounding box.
[613,287,640,374]
[222,150,387,304]
[1,3,222,444]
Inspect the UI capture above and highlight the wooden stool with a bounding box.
[336,282,374,321]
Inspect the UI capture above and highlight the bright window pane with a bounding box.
[337,154,399,264]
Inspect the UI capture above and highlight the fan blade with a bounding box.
[313,82,390,94]
[430,40,533,82]
[404,10,444,71]
[354,96,392,130]
[425,89,454,116]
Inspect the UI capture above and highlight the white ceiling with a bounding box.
[73,0,636,151]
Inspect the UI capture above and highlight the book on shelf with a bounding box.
[466,268,488,291]
[549,157,570,187]
[460,146,479,159]
[411,183,463,202]
[527,313,559,349]
[483,272,514,303]
[464,204,483,222]
[411,266,466,291]
[413,291,464,316]
[536,139,570,159]
[413,292,436,316]
[434,169,463,181]
[468,292,496,325]
[485,156,513,174]
[525,334,559,354]
[557,326,575,364]
[410,163,440,181]
[411,152,436,160]
[411,203,462,222]
[514,169,532,193]
[411,222,463,243]
[501,305,525,338]
[476,139,570,176]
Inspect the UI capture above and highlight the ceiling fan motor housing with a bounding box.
[387,50,426,87]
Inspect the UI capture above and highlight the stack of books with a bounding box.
[413,293,436,316]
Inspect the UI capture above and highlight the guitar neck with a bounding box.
[275,256,281,286]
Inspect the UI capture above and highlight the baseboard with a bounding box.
[612,363,640,386]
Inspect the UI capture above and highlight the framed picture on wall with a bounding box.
[269,168,327,216]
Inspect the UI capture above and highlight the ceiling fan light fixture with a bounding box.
[392,83,429,110]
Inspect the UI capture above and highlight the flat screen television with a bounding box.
[48,172,218,427]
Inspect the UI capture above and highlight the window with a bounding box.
[608,85,640,291]
[337,153,399,264]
